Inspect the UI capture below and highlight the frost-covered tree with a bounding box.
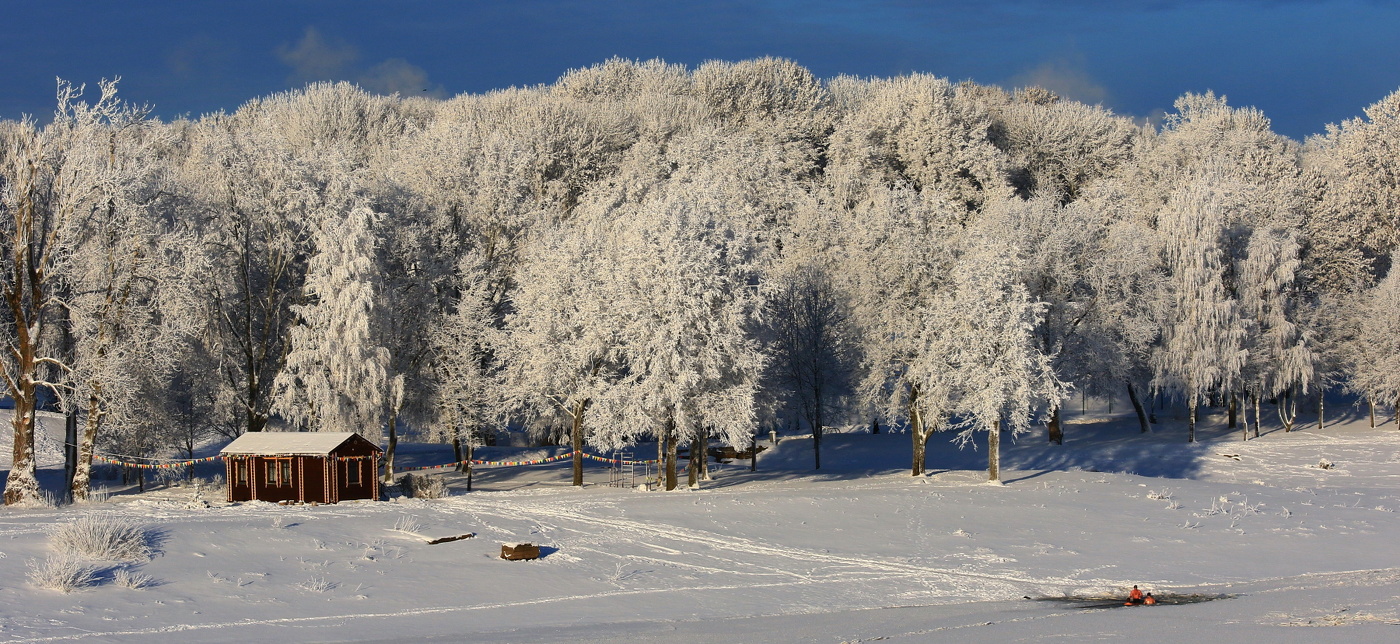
[182,83,414,439]
[62,105,199,501]
[272,203,389,435]
[180,117,310,437]
[1114,91,1309,439]
[983,192,1123,444]
[982,86,1138,201]
[1344,255,1400,429]
[1305,88,1400,291]
[1,93,82,505]
[827,74,1006,213]
[1088,199,1170,433]
[2,80,189,505]
[1150,173,1249,443]
[1235,223,1312,439]
[429,253,505,486]
[156,355,221,476]
[592,179,766,489]
[923,229,1061,482]
[842,185,965,476]
[504,217,624,486]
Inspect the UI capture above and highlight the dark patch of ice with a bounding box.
[1031,593,1235,609]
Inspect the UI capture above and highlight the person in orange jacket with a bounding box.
[1125,585,1144,605]
[1143,593,1157,605]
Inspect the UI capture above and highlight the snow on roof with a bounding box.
[220,432,377,456]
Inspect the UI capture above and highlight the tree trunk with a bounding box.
[1188,394,1197,443]
[912,424,925,477]
[1240,391,1249,441]
[382,409,398,484]
[687,439,699,488]
[64,408,79,501]
[657,429,667,488]
[749,427,757,472]
[452,428,465,473]
[812,414,823,471]
[871,418,880,435]
[3,382,40,506]
[909,385,925,476]
[1047,406,1064,445]
[465,442,474,493]
[1228,393,1237,429]
[70,396,105,501]
[570,400,586,487]
[664,414,678,491]
[1252,393,1261,439]
[1127,382,1149,433]
[988,417,1001,483]
[3,291,44,506]
[1369,398,1376,428]
[184,432,196,482]
[1279,388,1296,432]
[697,425,711,483]
[1316,391,1325,430]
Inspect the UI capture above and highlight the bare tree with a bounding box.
[764,262,856,470]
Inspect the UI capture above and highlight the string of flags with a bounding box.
[91,455,221,470]
[399,451,660,471]
[91,451,661,470]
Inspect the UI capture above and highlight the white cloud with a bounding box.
[359,58,445,98]
[276,27,442,97]
[276,27,358,84]
[1006,55,1109,106]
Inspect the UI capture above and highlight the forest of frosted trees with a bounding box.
[4,57,1400,504]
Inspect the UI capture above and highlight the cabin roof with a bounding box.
[220,432,381,456]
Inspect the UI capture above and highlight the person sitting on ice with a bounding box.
[1125,585,1144,605]
[1143,593,1157,605]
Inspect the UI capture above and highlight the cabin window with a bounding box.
[346,461,362,486]
[267,458,292,487]
[234,460,248,485]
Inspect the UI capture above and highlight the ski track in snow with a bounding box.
[457,494,1106,594]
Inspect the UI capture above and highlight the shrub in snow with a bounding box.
[50,513,152,561]
[26,556,99,593]
[397,473,449,499]
[200,473,226,496]
[83,486,113,504]
[113,566,156,589]
[392,515,422,534]
[298,576,337,592]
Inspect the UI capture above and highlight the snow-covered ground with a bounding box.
[4,403,1400,642]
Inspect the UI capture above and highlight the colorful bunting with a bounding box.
[91,455,221,470]
[91,450,660,470]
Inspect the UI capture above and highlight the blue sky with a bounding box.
[3,1,1398,140]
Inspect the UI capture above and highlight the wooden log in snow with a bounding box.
[426,533,476,545]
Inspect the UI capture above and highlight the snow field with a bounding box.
[3,411,1400,641]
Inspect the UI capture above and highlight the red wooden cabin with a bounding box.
[221,432,381,504]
